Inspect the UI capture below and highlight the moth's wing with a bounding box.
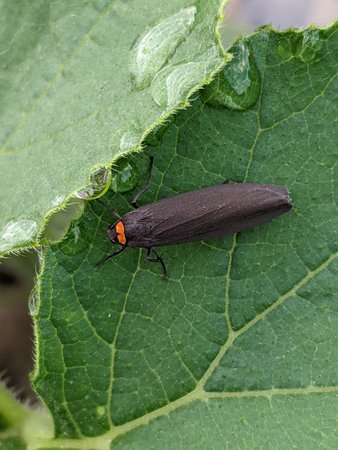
[123,184,291,247]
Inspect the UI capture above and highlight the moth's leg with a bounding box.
[132,156,154,209]
[94,246,126,267]
[96,198,121,219]
[146,247,167,278]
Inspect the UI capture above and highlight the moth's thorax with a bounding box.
[108,221,126,245]
[115,221,126,245]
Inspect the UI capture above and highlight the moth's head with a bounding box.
[107,224,118,244]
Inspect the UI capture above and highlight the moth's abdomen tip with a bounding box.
[287,193,293,210]
[278,188,293,215]
[283,187,293,210]
[268,185,293,214]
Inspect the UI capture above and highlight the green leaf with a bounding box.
[0,384,52,450]
[0,437,26,450]
[0,0,226,255]
[0,384,28,431]
[32,23,338,447]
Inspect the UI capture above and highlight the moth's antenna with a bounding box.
[96,198,121,220]
[94,246,126,268]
